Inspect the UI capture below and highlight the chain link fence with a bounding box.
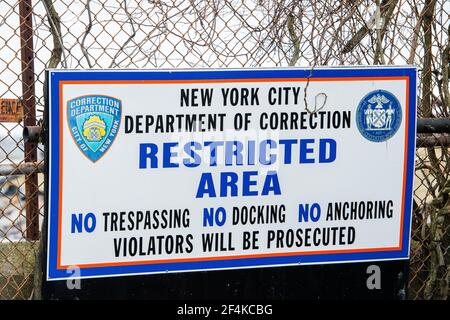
[0,0,449,299]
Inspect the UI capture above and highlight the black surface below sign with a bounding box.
[42,260,409,299]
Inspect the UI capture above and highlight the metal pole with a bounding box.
[416,118,450,134]
[0,163,44,176]
[19,0,39,241]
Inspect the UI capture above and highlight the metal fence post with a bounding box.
[19,0,39,241]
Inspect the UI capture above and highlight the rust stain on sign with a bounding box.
[0,99,23,123]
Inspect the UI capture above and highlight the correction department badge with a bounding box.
[67,95,121,162]
[356,89,402,142]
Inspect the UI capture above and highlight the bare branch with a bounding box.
[42,0,64,68]
[342,0,398,55]
[287,13,300,66]
[80,0,94,68]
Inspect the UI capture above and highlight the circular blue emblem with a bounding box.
[356,89,402,142]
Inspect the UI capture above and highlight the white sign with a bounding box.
[47,67,417,280]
